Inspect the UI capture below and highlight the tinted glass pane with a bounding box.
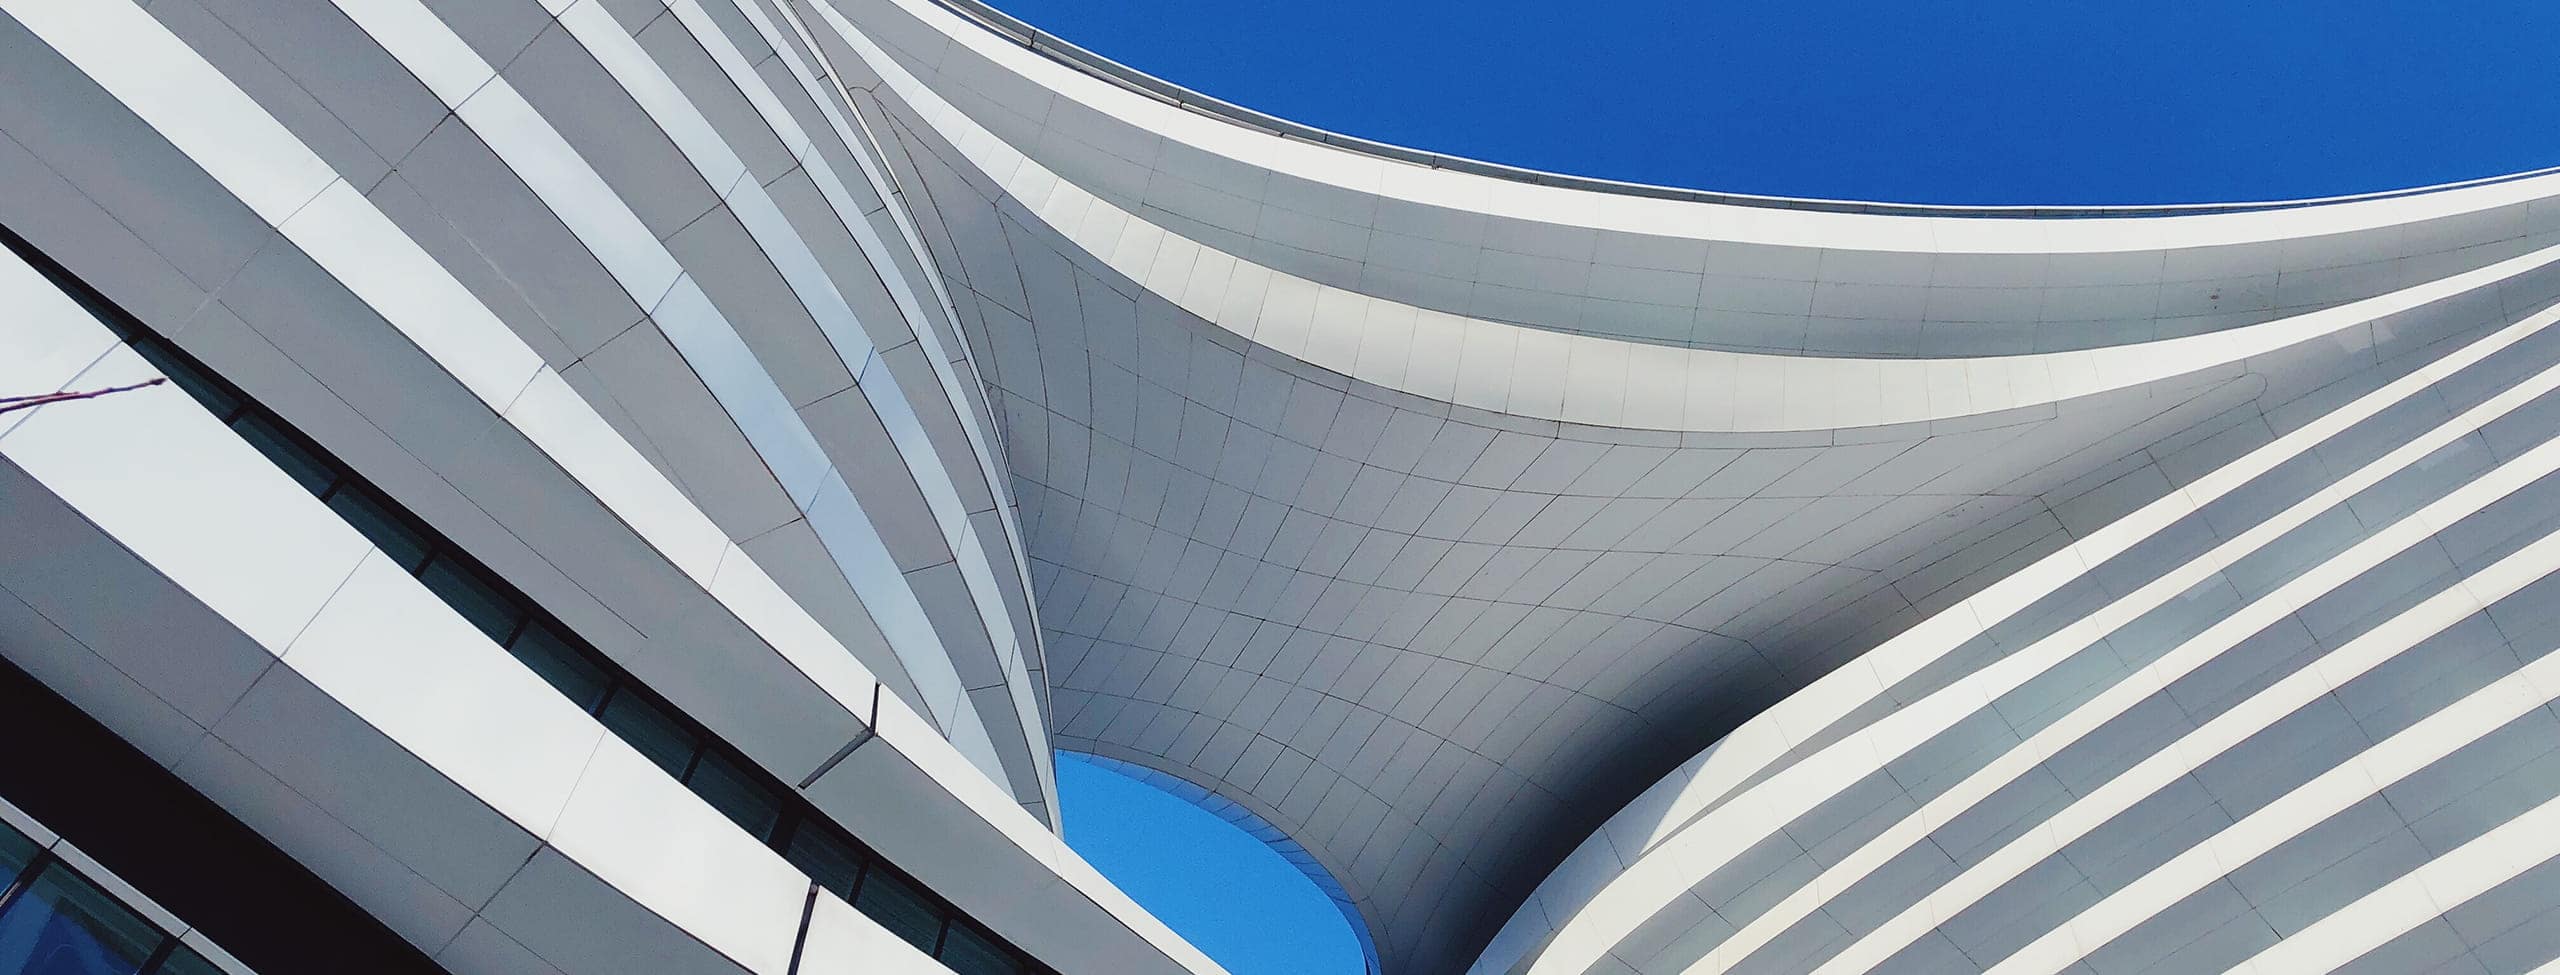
[126,343,237,421]
[0,824,36,888]
[936,923,1024,975]
[0,865,162,975]
[683,752,781,842]
[784,828,863,900]
[852,869,943,954]
[506,624,609,713]
[227,414,335,497]
[146,946,222,975]
[325,489,431,574]
[416,557,522,644]
[598,691,696,778]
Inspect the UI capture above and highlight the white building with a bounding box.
[1,1,2556,973]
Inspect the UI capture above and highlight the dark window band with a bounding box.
[0,607,444,975]
[0,222,1039,975]
[0,818,232,975]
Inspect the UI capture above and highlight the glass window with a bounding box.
[0,825,37,890]
[416,556,522,644]
[784,828,863,900]
[226,414,336,497]
[852,869,944,955]
[684,752,781,842]
[0,864,164,975]
[506,624,609,714]
[146,946,222,975]
[936,923,1025,975]
[598,691,697,779]
[325,488,431,574]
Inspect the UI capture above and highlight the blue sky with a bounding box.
[1027,3,2560,972]
[1056,755,1363,975]
[987,0,2560,206]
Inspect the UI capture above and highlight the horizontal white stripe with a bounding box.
[548,0,1037,780]
[0,0,887,747]
[0,0,337,223]
[0,249,809,975]
[0,4,1212,971]
[1800,429,2560,975]
[1686,311,2560,973]
[327,0,1000,750]
[2228,792,2560,975]
[704,0,1033,583]
[833,0,2560,434]
[1479,290,2560,974]
[1523,295,2560,975]
[1991,590,2560,975]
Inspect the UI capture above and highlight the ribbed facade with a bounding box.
[0,0,1195,971]
[1483,294,2560,975]
[2,1,2557,974]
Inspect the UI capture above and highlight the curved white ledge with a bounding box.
[1479,295,2560,975]
[830,0,2560,436]
[924,0,2560,221]
[869,0,2560,253]
[14,1,2560,974]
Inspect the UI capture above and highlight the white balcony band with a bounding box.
[7,0,2560,972]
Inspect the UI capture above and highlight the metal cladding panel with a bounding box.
[825,0,2560,971]
[6,0,2560,973]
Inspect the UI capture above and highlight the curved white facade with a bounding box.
[0,0,1201,971]
[2,0,2558,973]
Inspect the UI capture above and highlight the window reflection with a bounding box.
[416,556,523,644]
[0,865,163,975]
[684,752,781,842]
[939,922,1028,975]
[141,949,220,975]
[784,828,863,900]
[598,691,699,779]
[0,828,34,888]
[323,487,431,573]
[0,820,236,975]
[854,869,945,954]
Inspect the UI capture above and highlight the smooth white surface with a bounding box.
[0,257,117,442]
[547,735,806,975]
[3,347,371,655]
[1989,633,2560,975]
[23,3,2560,974]
[278,181,546,409]
[1,0,336,222]
[1680,320,2560,975]
[0,242,777,972]
[1513,299,2560,975]
[545,0,1044,791]
[287,553,608,838]
[796,893,955,975]
[1805,520,2560,975]
[1476,294,2560,975]
[2226,791,2560,975]
[8,0,905,775]
[828,0,2560,435]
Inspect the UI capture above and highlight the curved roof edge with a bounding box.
[928,0,2560,218]
[809,5,2560,434]
[1071,752,1384,975]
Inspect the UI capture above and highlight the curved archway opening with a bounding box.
[1058,752,1375,975]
